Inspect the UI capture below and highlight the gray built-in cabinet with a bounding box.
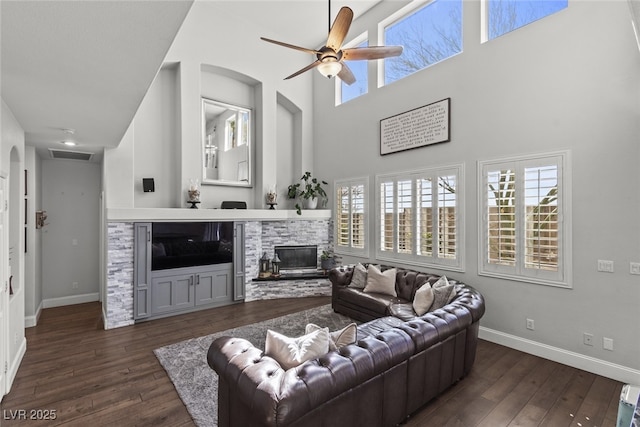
[133,222,245,321]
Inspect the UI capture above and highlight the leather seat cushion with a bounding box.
[337,287,407,316]
[388,302,417,321]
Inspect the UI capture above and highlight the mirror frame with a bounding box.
[201,97,252,187]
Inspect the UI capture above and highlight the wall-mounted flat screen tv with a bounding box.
[151,222,233,271]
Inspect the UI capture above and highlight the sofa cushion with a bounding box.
[306,322,358,351]
[264,328,330,370]
[349,263,368,289]
[338,287,400,316]
[413,284,434,316]
[429,276,456,312]
[388,302,417,321]
[363,265,397,297]
[356,316,405,339]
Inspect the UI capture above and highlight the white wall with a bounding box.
[24,146,42,327]
[314,1,640,381]
[133,64,180,208]
[41,159,101,304]
[104,0,315,211]
[1,99,26,392]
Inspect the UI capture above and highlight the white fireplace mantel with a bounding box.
[106,208,331,222]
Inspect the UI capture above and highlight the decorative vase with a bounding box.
[305,197,318,210]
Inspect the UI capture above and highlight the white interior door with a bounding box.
[0,176,7,399]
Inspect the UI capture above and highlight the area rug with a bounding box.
[153,305,355,427]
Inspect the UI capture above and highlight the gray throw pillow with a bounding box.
[306,322,358,351]
[428,275,456,312]
[349,263,368,289]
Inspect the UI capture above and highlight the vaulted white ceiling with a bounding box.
[1,0,380,162]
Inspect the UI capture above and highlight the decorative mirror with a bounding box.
[202,98,252,187]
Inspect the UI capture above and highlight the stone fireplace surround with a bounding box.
[105,209,332,329]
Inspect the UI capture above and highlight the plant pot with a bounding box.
[321,258,336,271]
[305,197,318,210]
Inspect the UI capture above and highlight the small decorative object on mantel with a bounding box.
[380,97,450,156]
[271,253,281,277]
[266,186,277,210]
[287,171,328,215]
[259,252,272,278]
[187,179,201,209]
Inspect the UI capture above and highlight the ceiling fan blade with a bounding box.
[326,6,353,52]
[284,60,322,80]
[342,45,404,61]
[337,62,356,85]
[260,37,322,55]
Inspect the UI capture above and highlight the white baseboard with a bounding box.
[42,293,100,309]
[25,301,43,328]
[6,337,26,394]
[479,327,640,385]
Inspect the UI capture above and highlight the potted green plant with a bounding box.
[287,172,328,215]
[320,248,340,271]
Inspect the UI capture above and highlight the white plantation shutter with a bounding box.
[380,181,394,252]
[479,152,570,287]
[376,165,463,270]
[334,178,369,256]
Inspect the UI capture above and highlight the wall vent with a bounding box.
[49,149,94,161]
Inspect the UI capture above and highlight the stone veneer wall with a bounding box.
[106,222,135,329]
[243,219,333,301]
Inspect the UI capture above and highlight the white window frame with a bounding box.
[378,0,462,88]
[478,151,572,288]
[334,177,369,257]
[375,164,464,271]
[335,31,368,106]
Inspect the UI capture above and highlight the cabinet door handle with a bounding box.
[195,274,200,285]
[189,276,193,286]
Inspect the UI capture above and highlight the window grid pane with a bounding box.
[384,0,462,85]
[488,0,568,41]
[438,176,456,259]
[336,186,350,248]
[487,169,516,266]
[417,178,433,257]
[351,185,365,249]
[381,182,394,251]
[397,180,413,254]
[524,165,559,271]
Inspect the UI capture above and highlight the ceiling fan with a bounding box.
[260,4,403,85]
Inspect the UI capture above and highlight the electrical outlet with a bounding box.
[583,332,593,346]
[72,282,79,289]
[630,262,640,275]
[603,337,614,351]
[526,319,535,330]
[597,260,614,272]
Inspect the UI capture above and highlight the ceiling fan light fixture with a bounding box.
[317,60,342,79]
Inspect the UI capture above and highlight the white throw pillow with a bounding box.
[265,328,330,370]
[412,284,434,316]
[428,275,456,312]
[306,322,358,351]
[349,263,368,289]
[363,265,397,297]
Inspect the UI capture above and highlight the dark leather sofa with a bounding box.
[207,265,485,427]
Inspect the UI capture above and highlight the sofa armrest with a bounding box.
[208,329,415,427]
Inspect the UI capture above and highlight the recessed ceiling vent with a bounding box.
[49,149,93,161]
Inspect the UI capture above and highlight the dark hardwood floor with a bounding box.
[1,297,622,426]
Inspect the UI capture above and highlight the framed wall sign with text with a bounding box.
[380,98,450,156]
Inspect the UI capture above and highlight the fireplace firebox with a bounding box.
[274,245,318,271]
